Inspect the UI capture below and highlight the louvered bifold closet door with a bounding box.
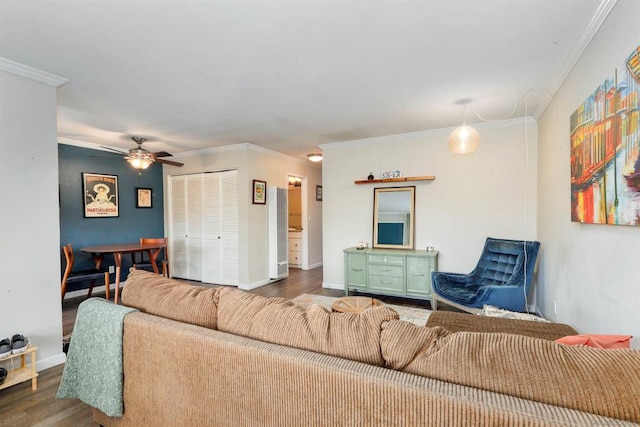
[202,172,221,284]
[169,170,239,284]
[169,175,188,279]
[186,174,204,281]
[219,170,239,285]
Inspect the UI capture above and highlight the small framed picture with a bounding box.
[316,185,323,201]
[136,187,153,208]
[253,180,267,204]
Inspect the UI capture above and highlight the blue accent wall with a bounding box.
[59,144,164,290]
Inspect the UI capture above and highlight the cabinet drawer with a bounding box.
[368,254,404,265]
[367,263,404,277]
[289,251,301,264]
[368,275,404,292]
[289,238,302,250]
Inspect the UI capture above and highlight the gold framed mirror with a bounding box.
[372,186,415,249]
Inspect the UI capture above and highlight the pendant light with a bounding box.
[448,101,479,154]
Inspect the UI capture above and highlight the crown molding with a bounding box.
[174,142,320,168]
[58,137,118,153]
[533,0,618,118]
[319,117,537,151]
[0,57,68,87]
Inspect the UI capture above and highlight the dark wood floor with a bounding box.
[0,267,434,426]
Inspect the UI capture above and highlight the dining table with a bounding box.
[81,241,167,304]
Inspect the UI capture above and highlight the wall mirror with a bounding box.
[372,186,415,249]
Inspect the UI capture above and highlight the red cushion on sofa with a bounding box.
[556,334,631,349]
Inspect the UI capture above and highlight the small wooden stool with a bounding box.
[331,296,384,314]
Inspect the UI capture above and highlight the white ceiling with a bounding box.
[0,0,609,160]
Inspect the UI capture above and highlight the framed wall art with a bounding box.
[136,187,152,208]
[570,44,640,226]
[316,185,323,201]
[83,172,119,217]
[253,180,266,204]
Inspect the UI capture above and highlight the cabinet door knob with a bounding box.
[353,268,363,272]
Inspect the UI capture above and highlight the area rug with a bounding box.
[290,294,431,326]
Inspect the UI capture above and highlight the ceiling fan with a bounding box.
[101,137,184,169]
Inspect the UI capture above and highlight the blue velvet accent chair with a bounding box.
[431,237,540,313]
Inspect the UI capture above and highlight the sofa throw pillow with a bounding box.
[215,287,399,367]
[477,305,550,323]
[121,269,220,329]
[556,334,632,349]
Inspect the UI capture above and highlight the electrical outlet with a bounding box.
[553,300,557,315]
[109,266,115,274]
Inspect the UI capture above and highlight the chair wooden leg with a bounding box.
[61,280,67,301]
[86,279,96,299]
[104,272,110,301]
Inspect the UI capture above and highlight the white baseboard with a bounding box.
[322,282,345,290]
[238,279,271,291]
[37,352,66,372]
[304,262,323,270]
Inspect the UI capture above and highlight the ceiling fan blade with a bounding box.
[151,151,173,158]
[100,145,128,155]
[156,158,184,167]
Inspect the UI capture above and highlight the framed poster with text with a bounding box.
[83,172,119,217]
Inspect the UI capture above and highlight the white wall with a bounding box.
[0,70,65,369]
[321,120,538,294]
[537,0,640,348]
[163,144,322,288]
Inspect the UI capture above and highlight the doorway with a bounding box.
[288,175,307,269]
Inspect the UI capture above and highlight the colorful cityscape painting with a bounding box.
[570,45,640,226]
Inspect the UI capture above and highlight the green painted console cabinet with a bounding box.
[343,247,439,303]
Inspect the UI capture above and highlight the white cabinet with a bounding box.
[288,231,302,268]
[169,170,239,285]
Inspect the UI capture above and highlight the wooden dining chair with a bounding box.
[132,237,169,277]
[61,243,111,301]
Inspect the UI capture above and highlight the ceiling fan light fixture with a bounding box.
[126,137,156,170]
[127,157,154,169]
[307,153,323,162]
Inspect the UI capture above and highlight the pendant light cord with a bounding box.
[522,91,530,314]
[469,92,528,122]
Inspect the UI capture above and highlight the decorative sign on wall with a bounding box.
[381,169,402,179]
[83,172,119,217]
[570,45,640,226]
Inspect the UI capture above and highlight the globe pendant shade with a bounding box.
[448,125,480,154]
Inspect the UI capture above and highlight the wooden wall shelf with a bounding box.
[354,175,435,184]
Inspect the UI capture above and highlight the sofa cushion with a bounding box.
[121,269,220,329]
[380,320,452,369]
[380,320,640,423]
[215,287,399,366]
[426,310,577,341]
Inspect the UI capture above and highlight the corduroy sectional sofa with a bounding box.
[92,269,640,426]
